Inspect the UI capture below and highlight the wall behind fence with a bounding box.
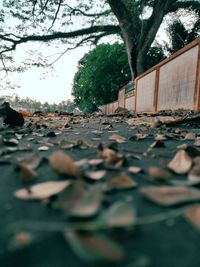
[157,45,199,110]
[135,37,200,112]
[100,37,200,114]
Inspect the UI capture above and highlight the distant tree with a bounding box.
[72,43,131,112]
[166,15,200,54]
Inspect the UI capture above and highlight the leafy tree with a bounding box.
[166,16,200,54]
[72,43,131,112]
[0,0,199,80]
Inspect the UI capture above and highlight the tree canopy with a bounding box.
[0,0,200,79]
[72,43,131,113]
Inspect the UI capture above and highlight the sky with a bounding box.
[1,43,88,104]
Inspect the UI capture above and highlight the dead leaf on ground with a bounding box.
[167,150,192,174]
[16,153,42,170]
[150,140,165,148]
[85,170,106,180]
[88,159,104,166]
[184,205,200,231]
[97,147,125,167]
[54,181,102,218]
[155,134,167,141]
[128,166,142,174]
[63,230,125,262]
[107,173,137,190]
[109,134,126,143]
[49,150,80,176]
[130,134,148,141]
[184,132,196,140]
[38,146,49,151]
[13,232,32,247]
[188,165,200,182]
[194,139,200,147]
[148,166,172,180]
[15,180,70,200]
[4,138,19,146]
[140,186,200,206]
[20,165,38,183]
[106,201,136,227]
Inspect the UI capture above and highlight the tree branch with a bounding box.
[65,4,112,18]
[168,0,200,14]
[0,25,120,54]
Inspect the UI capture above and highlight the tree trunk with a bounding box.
[107,0,174,79]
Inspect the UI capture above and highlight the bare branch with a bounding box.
[0,24,120,55]
[65,4,112,18]
[48,0,63,30]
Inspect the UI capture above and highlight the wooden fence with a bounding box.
[100,37,200,114]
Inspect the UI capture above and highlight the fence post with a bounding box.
[134,79,138,112]
[193,42,200,110]
[153,68,160,112]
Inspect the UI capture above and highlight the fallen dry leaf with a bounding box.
[130,134,148,141]
[49,150,79,176]
[188,165,200,182]
[16,153,42,170]
[184,132,196,140]
[128,166,142,174]
[155,134,167,141]
[107,173,137,190]
[140,186,200,206]
[148,166,172,180]
[88,159,104,166]
[54,181,102,218]
[106,201,136,227]
[38,146,49,151]
[15,180,70,200]
[109,134,126,143]
[167,150,192,174]
[14,232,32,247]
[85,170,106,180]
[184,205,200,231]
[150,140,165,148]
[63,230,125,262]
[20,165,38,183]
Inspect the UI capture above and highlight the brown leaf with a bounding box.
[106,201,136,227]
[16,153,42,170]
[109,134,126,143]
[140,186,200,206]
[63,231,125,262]
[49,150,79,176]
[54,181,102,217]
[14,232,32,247]
[184,205,200,231]
[128,166,142,174]
[85,170,106,180]
[107,173,137,190]
[155,134,167,141]
[88,159,104,166]
[38,146,49,151]
[188,165,200,182]
[167,150,192,174]
[148,166,172,180]
[150,140,165,148]
[15,180,70,200]
[130,134,148,141]
[20,165,38,183]
[184,132,196,140]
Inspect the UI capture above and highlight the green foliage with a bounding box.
[72,43,131,113]
[146,46,166,70]
[167,17,200,54]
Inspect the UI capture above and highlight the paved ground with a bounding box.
[0,111,200,267]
